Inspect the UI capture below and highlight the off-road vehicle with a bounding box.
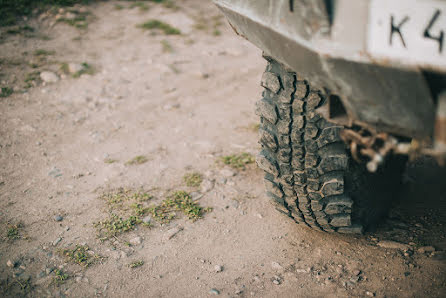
[214,0,446,233]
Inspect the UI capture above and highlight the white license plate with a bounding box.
[368,0,446,70]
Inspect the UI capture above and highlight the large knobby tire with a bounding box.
[255,57,406,234]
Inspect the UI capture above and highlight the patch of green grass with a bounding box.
[183,172,202,187]
[61,244,103,267]
[221,152,255,169]
[104,158,118,164]
[24,71,41,88]
[0,1,95,27]
[57,10,92,29]
[59,62,69,74]
[129,260,144,268]
[137,19,181,35]
[0,87,13,98]
[149,191,210,223]
[0,276,32,295]
[100,188,153,208]
[114,4,124,10]
[6,25,35,35]
[72,62,94,78]
[6,223,21,240]
[193,14,224,36]
[33,49,55,56]
[161,39,173,53]
[125,155,148,165]
[129,1,150,11]
[95,214,142,240]
[52,269,69,285]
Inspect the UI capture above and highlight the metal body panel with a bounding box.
[214,0,438,139]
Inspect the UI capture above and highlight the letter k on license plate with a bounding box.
[368,0,446,69]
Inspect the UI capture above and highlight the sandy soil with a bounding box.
[0,1,445,297]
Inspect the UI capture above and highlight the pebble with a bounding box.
[129,236,142,246]
[142,216,152,224]
[272,279,281,285]
[40,71,59,83]
[52,237,62,246]
[54,215,63,222]
[377,240,409,250]
[353,270,361,276]
[271,261,283,270]
[68,63,83,74]
[7,260,15,268]
[366,291,375,297]
[163,226,183,241]
[201,179,214,193]
[217,177,227,184]
[417,246,435,254]
[220,168,236,177]
[214,265,223,273]
[209,288,220,295]
[45,267,54,275]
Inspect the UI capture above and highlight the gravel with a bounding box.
[54,215,63,222]
[40,71,59,83]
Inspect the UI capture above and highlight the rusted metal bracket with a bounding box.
[340,128,415,172]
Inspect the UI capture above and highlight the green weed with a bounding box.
[148,191,209,223]
[183,172,202,187]
[129,260,144,268]
[95,214,142,240]
[129,1,149,11]
[0,87,13,98]
[61,244,103,267]
[125,155,148,165]
[52,269,69,285]
[24,71,40,88]
[138,19,181,35]
[73,62,94,77]
[7,223,21,240]
[221,152,255,169]
[161,39,173,53]
[104,158,118,164]
[33,49,55,56]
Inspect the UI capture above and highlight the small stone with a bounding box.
[45,267,54,275]
[52,237,62,246]
[366,291,375,297]
[271,261,283,270]
[142,216,152,224]
[65,12,76,20]
[272,279,280,285]
[6,260,15,268]
[68,63,83,74]
[201,179,214,193]
[40,71,59,83]
[353,270,361,276]
[54,215,63,222]
[220,168,236,177]
[209,288,220,295]
[217,177,227,184]
[163,226,183,241]
[129,236,142,246]
[417,246,435,254]
[377,240,409,250]
[214,265,223,273]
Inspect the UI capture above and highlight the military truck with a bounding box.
[214,0,446,233]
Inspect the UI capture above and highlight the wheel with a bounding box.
[255,57,406,234]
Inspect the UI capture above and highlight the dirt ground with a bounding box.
[1,1,446,297]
